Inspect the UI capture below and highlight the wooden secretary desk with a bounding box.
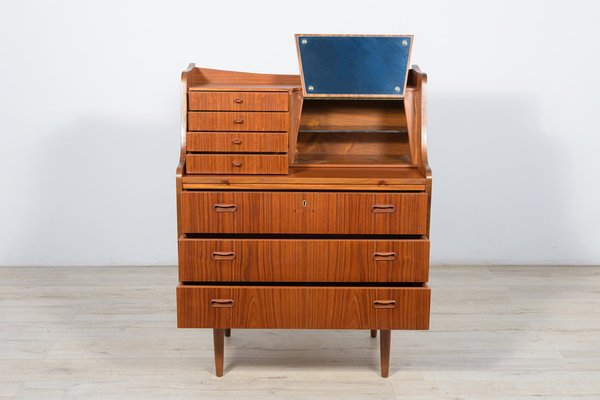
[176,35,432,377]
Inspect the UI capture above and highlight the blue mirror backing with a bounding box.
[297,35,412,97]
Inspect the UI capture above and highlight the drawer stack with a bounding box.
[177,191,431,330]
[186,90,290,174]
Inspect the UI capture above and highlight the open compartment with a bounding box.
[294,99,412,167]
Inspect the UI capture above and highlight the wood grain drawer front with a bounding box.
[179,238,429,282]
[186,155,288,175]
[177,285,430,330]
[187,132,288,153]
[189,92,289,111]
[188,112,289,132]
[180,192,428,234]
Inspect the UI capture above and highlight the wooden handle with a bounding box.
[212,204,237,212]
[234,118,244,124]
[372,204,395,213]
[211,251,236,260]
[233,97,244,104]
[231,138,242,145]
[373,300,397,309]
[210,299,234,308]
[232,161,243,168]
[373,252,397,261]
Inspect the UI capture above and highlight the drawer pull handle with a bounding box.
[234,118,244,124]
[373,300,397,309]
[232,161,243,168]
[231,138,242,145]
[211,251,236,260]
[233,97,244,104]
[213,204,237,212]
[372,204,395,213]
[210,299,234,308]
[373,252,397,261]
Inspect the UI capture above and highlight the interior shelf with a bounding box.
[293,153,412,166]
[293,98,411,167]
[294,130,412,167]
[298,126,407,134]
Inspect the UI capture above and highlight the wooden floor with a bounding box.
[1,265,599,399]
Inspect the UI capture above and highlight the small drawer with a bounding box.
[187,132,288,153]
[180,191,428,234]
[179,238,430,282]
[186,154,288,175]
[188,112,289,132]
[177,285,430,329]
[189,91,288,111]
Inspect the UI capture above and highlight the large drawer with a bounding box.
[180,191,428,235]
[187,132,288,153]
[177,285,430,330]
[179,238,429,282]
[188,112,289,132]
[188,91,289,111]
[186,154,288,175]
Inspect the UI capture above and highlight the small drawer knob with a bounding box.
[233,97,244,104]
[231,138,242,145]
[234,118,244,124]
[232,161,243,168]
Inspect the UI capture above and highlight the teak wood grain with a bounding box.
[177,285,431,330]
[189,91,289,111]
[295,132,412,167]
[176,64,193,238]
[380,329,391,377]
[181,166,427,187]
[186,154,288,175]
[299,100,406,131]
[187,132,288,153]
[188,112,289,132]
[407,66,433,236]
[213,328,224,377]
[180,191,428,235]
[177,64,432,378]
[288,89,303,164]
[187,67,301,87]
[182,183,426,191]
[178,237,430,283]
[293,99,412,168]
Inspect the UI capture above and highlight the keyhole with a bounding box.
[302,200,308,208]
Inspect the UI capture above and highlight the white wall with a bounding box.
[1,0,599,266]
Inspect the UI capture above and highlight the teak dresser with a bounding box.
[176,35,432,377]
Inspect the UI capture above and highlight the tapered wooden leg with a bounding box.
[370,330,377,338]
[213,328,225,377]
[380,330,391,378]
[224,329,231,337]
